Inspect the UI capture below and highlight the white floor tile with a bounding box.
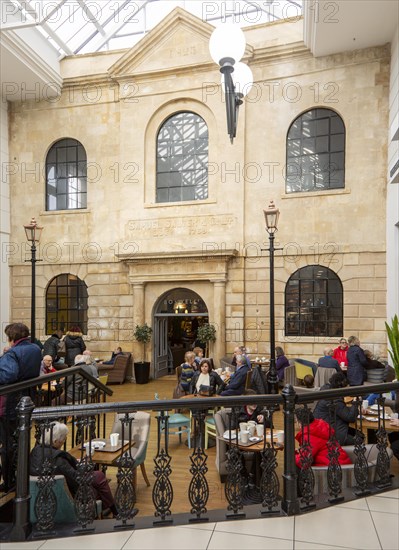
[295,542,354,550]
[208,531,293,550]
[337,498,369,511]
[373,488,399,499]
[370,510,399,550]
[123,525,212,549]
[39,530,133,550]
[295,506,381,550]
[215,516,294,541]
[367,496,399,514]
[0,541,46,550]
[180,522,216,531]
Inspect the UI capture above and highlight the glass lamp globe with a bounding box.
[209,24,246,65]
[232,62,253,97]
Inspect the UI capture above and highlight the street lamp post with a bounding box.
[263,201,280,394]
[24,218,43,343]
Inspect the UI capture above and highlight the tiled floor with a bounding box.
[2,489,398,550]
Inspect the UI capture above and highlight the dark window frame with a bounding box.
[286,108,345,193]
[285,265,343,337]
[156,111,209,203]
[45,274,88,334]
[46,138,87,211]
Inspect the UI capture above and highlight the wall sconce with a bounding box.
[209,24,253,143]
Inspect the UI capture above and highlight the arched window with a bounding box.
[285,265,343,337]
[46,138,87,210]
[156,112,208,202]
[46,274,88,334]
[286,108,345,193]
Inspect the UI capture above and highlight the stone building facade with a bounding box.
[7,10,390,376]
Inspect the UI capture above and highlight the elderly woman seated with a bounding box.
[30,422,118,518]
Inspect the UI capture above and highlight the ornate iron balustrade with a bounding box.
[0,381,398,542]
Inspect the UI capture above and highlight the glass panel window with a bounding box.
[285,265,343,337]
[46,139,87,211]
[46,274,88,334]
[286,108,345,193]
[156,112,208,203]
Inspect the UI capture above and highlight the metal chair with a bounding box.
[204,412,217,449]
[159,412,191,448]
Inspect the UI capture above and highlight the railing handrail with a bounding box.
[0,366,113,397]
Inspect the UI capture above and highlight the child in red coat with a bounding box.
[295,407,352,468]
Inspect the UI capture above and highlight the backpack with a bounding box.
[57,338,66,358]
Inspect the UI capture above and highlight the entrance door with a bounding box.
[154,317,168,378]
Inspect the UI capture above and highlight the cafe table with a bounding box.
[352,406,399,442]
[69,438,135,473]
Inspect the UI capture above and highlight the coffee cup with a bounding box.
[239,422,248,433]
[85,443,93,457]
[340,362,345,368]
[247,424,256,437]
[276,432,284,445]
[362,399,369,412]
[240,430,249,444]
[110,433,119,447]
[256,424,264,437]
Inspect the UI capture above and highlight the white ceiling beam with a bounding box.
[76,0,106,36]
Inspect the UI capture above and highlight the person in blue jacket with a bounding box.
[220,354,250,396]
[0,323,42,492]
[346,336,368,386]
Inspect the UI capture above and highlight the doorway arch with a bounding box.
[153,288,209,378]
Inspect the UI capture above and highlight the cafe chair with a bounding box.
[159,412,191,449]
[204,412,217,449]
[111,411,151,487]
[294,361,314,383]
[97,352,132,384]
[314,367,336,387]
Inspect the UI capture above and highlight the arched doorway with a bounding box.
[153,288,209,378]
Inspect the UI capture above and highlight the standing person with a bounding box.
[275,346,290,381]
[332,338,349,367]
[64,326,86,367]
[0,323,42,492]
[346,336,367,386]
[318,347,341,372]
[43,330,64,364]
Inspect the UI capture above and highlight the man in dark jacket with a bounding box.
[43,330,63,363]
[0,323,42,491]
[346,336,368,386]
[220,355,250,396]
[313,372,358,445]
[318,347,341,372]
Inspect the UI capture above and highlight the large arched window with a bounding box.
[46,138,87,210]
[46,274,88,334]
[286,108,345,193]
[285,265,343,337]
[156,112,208,202]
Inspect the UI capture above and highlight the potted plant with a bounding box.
[196,323,216,357]
[385,315,399,380]
[133,323,153,384]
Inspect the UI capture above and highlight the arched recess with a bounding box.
[152,287,209,378]
[45,273,88,334]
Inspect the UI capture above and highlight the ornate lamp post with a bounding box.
[23,218,43,343]
[263,201,280,394]
[209,24,253,143]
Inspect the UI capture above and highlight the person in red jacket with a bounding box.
[332,338,349,368]
[295,407,352,468]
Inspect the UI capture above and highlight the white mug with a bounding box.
[256,424,264,437]
[240,430,249,444]
[110,433,119,447]
[362,399,369,412]
[247,424,256,437]
[239,422,248,433]
[276,432,284,445]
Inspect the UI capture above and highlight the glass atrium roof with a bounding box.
[4,0,302,58]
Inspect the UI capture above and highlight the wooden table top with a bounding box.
[69,440,134,466]
[218,431,284,452]
[352,407,399,432]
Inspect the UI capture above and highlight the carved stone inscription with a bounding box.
[126,215,236,238]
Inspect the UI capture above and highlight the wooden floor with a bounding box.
[102,375,285,517]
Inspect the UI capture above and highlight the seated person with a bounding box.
[193,347,204,367]
[276,346,289,381]
[59,355,99,404]
[40,355,57,376]
[303,374,315,388]
[30,422,119,517]
[220,354,250,396]
[179,351,197,393]
[364,349,385,370]
[190,359,224,395]
[313,372,358,446]
[100,346,123,365]
[318,347,341,371]
[232,346,251,369]
[332,338,348,367]
[231,389,272,428]
[295,407,352,467]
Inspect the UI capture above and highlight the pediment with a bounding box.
[108,7,253,79]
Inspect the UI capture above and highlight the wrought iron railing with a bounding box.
[0,381,398,542]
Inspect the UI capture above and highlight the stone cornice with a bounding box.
[118,249,239,263]
[250,41,311,65]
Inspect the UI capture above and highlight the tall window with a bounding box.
[286,108,345,193]
[156,112,208,202]
[46,138,87,210]
[285,265,343,337]
[46,274,88,334]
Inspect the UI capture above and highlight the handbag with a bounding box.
[172,382,186,399]
[198,384,213,397]
[57,338,66,358]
